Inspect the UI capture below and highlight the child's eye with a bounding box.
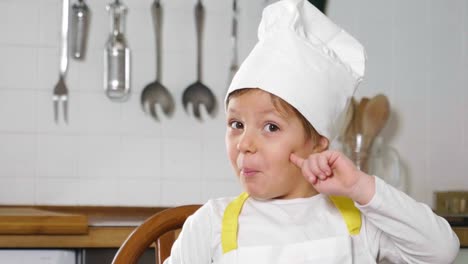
[229,121,244,129]
[263,123,279,132]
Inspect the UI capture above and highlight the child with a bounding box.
[164,0,460,263]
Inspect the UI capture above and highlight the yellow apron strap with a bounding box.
[329,196,362,235]
[221,193,361,254]
[221,192,249,254]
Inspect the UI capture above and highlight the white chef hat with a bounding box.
[225,0,366,141]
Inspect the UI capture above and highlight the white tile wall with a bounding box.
[161,137,202,180]
[161,179,202,206]
[0,0,467,207]
[0,1,40,46]
[201,179,241,201]
[328,0,468,206]
[36,179,81,205]
[77,178,120,205]
[0,46,38,90]
[77,135,122,180]
[428,0,466,194]
[0,134,36,179]
[0,179,36,205]
[391,0,431,202]
[0,90,36,131]
[37,134,78,179]
[116,179,162,206]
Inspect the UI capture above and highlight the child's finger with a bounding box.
[301,159,318,184]
[307,156,326,180]
[317,154,331,176]
[290,153,305,168]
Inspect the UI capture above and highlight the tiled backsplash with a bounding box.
[0,0,467,207]
[0,0,250,206]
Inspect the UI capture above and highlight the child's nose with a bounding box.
[237,131,257,153]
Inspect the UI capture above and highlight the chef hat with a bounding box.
[225,0,366,140]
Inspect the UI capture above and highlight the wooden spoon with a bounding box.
[352,95,389,172]
[343,97,358,148]
[343,97,368,153]
[361,94,390,150]
[340,98,355,139]
[354,97,370,135]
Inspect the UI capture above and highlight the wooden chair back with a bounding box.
[111,204,201,264]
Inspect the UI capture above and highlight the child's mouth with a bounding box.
[241,168,259,177]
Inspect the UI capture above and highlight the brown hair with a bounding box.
[227,88,320,142]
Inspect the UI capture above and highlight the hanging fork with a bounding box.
[53,0,70,123]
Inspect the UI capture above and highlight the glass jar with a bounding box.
[336,135,405,191]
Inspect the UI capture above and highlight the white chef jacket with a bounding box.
[164,176,460,264]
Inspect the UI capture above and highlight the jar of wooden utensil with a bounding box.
[339,135,404,191]
[341,133,373,173]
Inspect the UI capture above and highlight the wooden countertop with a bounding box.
[0,206,168,248]
[0,206,466,248]
[454,228,468,248]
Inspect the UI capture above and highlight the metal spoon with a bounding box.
[182,0,217,121]
[141,0,174,121]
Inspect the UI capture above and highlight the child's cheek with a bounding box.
[289,146,312,162]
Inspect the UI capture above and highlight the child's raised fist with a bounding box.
[290,150,375,204]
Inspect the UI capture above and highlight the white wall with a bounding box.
[0,0,466,207]
[328,0,468,206]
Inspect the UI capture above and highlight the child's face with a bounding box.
[225,89,318,199]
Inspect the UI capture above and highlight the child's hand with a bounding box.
[290,150,375,205]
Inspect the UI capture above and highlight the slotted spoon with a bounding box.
[182,0,217,121]
[141,0,174,121]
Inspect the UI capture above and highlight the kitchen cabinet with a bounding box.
[83,248,155,264]
[455,248,468,263]
[0,249,156,264]
[0,250,75,264]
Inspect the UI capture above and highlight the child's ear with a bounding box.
[312,136,329,153]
